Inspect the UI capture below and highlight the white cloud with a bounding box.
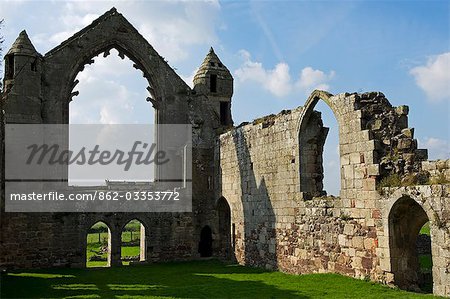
[297,67,335,93]
[235,50,292,97]
[410,52,450,102]
[234,50,335,98]
[419,137,450,160]
[7,1,222,124]
[28,1,221,64]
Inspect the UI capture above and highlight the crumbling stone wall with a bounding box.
[357,92,428,183]
[216,91,450,297]
[422,159,450,183]
[0,9,222,269]
[379,186,450,295]
[1,7,449,298]
[0,212,196,268]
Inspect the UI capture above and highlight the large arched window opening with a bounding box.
[389,196,433,293]
[298,97,341,198]
[69,48,154,125]
[121,219,146,265]
[86,221,111,268]
[217,197,231,259]
[68,48,155,186]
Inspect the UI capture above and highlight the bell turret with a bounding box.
[2,30,42,123]
[194,47,233,126]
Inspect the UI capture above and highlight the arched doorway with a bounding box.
[121,219,146,265]
[389,196,433,292]
[86,221,111,267]
[217,197,231,258]
[199,225,213,257]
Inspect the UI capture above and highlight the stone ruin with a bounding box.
[0,8,449,297]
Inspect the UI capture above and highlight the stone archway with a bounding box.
[217,197,231,259]
[85,220,112,267]
[120,219,147,265]
[42,8,191,125]
[297,90,340,198]
[388,195,432,292]
[40,8,193,183]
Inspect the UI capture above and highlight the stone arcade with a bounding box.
[1,8,449,297]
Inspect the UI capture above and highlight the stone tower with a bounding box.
[193,47,233,126]
[2,30,42,123]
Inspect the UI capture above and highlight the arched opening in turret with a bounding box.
[220,102,230,125]
[210,74,217,92]
[4,55,14,80]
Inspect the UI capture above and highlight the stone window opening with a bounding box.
[86,221,111,268]
[5,55,14,79]
[69,48,155,124]
[220,101,229,125]
[298,99,341,198]
[210,74,217,93]
[30,59,37,72]
[121,219,146,265]
[68,48,156,186]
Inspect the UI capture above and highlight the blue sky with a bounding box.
[1,0,449,194]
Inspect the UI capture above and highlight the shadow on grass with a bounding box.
[0,260,306,299]
[1,260,438,299]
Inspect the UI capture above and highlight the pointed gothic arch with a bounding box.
[120,218,147,264]
[41,8,191,125]
[85,220,112,267]
[297,90,342,198]
[388,195,433,292]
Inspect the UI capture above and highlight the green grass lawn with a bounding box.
[121,229,141,266]
[86,231,141,267]
[121,246,140,258]
[86,232,109,268]
[0,260,439,299]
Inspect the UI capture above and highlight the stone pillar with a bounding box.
[109,229,121,266]
[140,224,146,261]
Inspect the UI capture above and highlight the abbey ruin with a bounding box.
[0,8,449,297]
